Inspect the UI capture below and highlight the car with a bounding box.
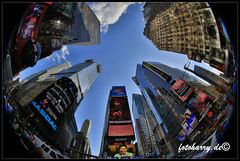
[33,135,69,159]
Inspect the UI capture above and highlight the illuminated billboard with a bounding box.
[171,78,194,102]
[107,143,136,159]
[108,124,134,137]
[181,109,198,136]
[191,91,212,115]
[111,86,127,97]
[109,97,131,122]
[28,77,78,132]
[102,86,136,159]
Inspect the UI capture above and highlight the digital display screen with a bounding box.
[192,91,211,114]
[171,79,194,102]
[108,124,134,137]
[109,97,131,121]
[181,109,198,136]
[28,77,78,132]
[111,86,127,97]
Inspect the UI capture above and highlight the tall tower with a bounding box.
[12,59,101,148]
[99,86,136,158]
[143,2,229,73]
[132,94,160,157]
[133,61,223,158]
[80,119,91,138]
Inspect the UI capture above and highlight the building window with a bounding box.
[50,151,57,158]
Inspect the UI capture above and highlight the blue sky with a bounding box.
[20,3,221,156]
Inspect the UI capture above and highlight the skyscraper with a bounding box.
[38,2,100,58]
[51,59,102,112]
[99,86,136,159]
[143,2,229,73]
[67,2,100,45]
[80,119,91,138]
[133,61,227,158]
[69,119,92,159]
[11,59,101,148]
[132,94,160,157]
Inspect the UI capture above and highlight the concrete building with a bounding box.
[69,119,92,159]
[143,2,228,73]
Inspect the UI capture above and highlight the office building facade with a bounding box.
[133,61,226,158]
[37,2,100,59]
[132,94,160,157]
[67,2,100,45]
[11,60,101,149]
[143,2,231,74]
[69,119,92,159]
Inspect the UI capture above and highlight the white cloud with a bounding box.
[49,45,70,63]
[90,2,136,33]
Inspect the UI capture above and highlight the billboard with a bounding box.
[28,77,78,132]
[111,86,127,97]
[181,109,198,136]
[109,97,131,122]
[107,142,136,159]
[108,124,134,137]
[171,78,194,102]
[102,86,136,158]
[191,91,212,115]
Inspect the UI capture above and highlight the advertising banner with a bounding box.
[109,97,131,122]
[110,86,127,97]
[181,109,198,136]
[106,142,136,159]
[192,91,212,115]
[171,78,194,102]
[28,77,78,132]
[108,124,134,137]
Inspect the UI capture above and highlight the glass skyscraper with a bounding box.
[51,59,102,112]
[133,61,227,158]
[132,61,203,157]
[132,94,160,157]
[11,59,101,149]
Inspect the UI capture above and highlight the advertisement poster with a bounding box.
[110,86,127,97]
[192,91,212,115]
[171,79,194,102]
[181,109,198,136]
[108,124,134,137]
[28,77,77,132]
[109,97,131,122]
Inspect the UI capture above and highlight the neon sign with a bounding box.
[31,100,57,131]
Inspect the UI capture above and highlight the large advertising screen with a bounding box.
[109,97,131,122]
[28,77,78,132]
[191,91,212,115]
[110,86,127,97]
[181,109,198,136]
[106,142,136,159]
[171,78,194,102]
[108,124,134,137]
